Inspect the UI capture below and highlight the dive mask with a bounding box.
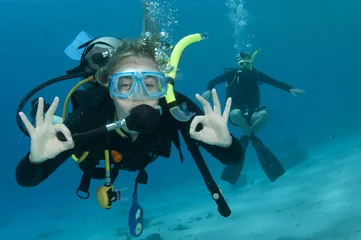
[237,59,252,69]
[236,52,252,70]
[109,71,168,100]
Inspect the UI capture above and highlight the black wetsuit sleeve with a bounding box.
[258,71,293,91]
[16,150,73,187]
[206,71,235,91]
[15,110,82,187]
[200,135,244,165]
[178,93,244,165]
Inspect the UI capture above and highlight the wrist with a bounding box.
[218,135,233,148]
[29,154,45,164]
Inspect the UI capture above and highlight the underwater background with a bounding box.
[1,0,361,239]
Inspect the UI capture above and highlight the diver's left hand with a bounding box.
[289,88,306,96]
[190,89,233,148]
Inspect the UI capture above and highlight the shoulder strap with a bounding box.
[173,131,184,163]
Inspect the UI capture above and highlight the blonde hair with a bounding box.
[96,37,159,87]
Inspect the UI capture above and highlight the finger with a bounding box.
[211,89,221,116]
[189,116,204,141]
[190,130,202,141]
[61,140,75,151]
[222,97,232,121]
[189,115,204,133]
[53,124,73,143]
[45,97,59,125]
[19,112,36,136]
[195,93,212,114]
[35,97,44,127]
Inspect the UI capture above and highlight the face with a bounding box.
[110,56,161,122]
[237,56,251,71]
[239,61,251,71]
[236,53,251,71]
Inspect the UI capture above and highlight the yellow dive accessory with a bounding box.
[164,32,209,122]
[96,184,116,209]
[251,48,261,63]
[95,149,121,209]
[62,76,94,164]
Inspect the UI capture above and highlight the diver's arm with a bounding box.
[16,150,73,187]
[207,71,235,90]
[258,71,293,92]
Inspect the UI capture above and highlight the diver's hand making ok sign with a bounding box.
[18,97,74,164]
[190,89,233,148]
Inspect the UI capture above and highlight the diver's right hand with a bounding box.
[201,90,211,100]
[18,97,74,164]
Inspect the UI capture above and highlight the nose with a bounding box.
[129,82,147,100]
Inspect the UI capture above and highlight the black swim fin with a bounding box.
[250,135,285,182]
[220,135,249,184]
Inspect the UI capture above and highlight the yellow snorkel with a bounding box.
[164,32,209,122]
[249,48,261,70]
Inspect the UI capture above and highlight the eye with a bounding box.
[118,76,133,91]
[143,76,157,91]
[120,83,131,89]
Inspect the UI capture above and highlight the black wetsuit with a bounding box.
[207,68,293,125]
[16,87,244,188]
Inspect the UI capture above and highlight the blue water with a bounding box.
[0,0,360,239]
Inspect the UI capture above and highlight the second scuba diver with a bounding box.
[202,50,306,184]
[15,35,244,237]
